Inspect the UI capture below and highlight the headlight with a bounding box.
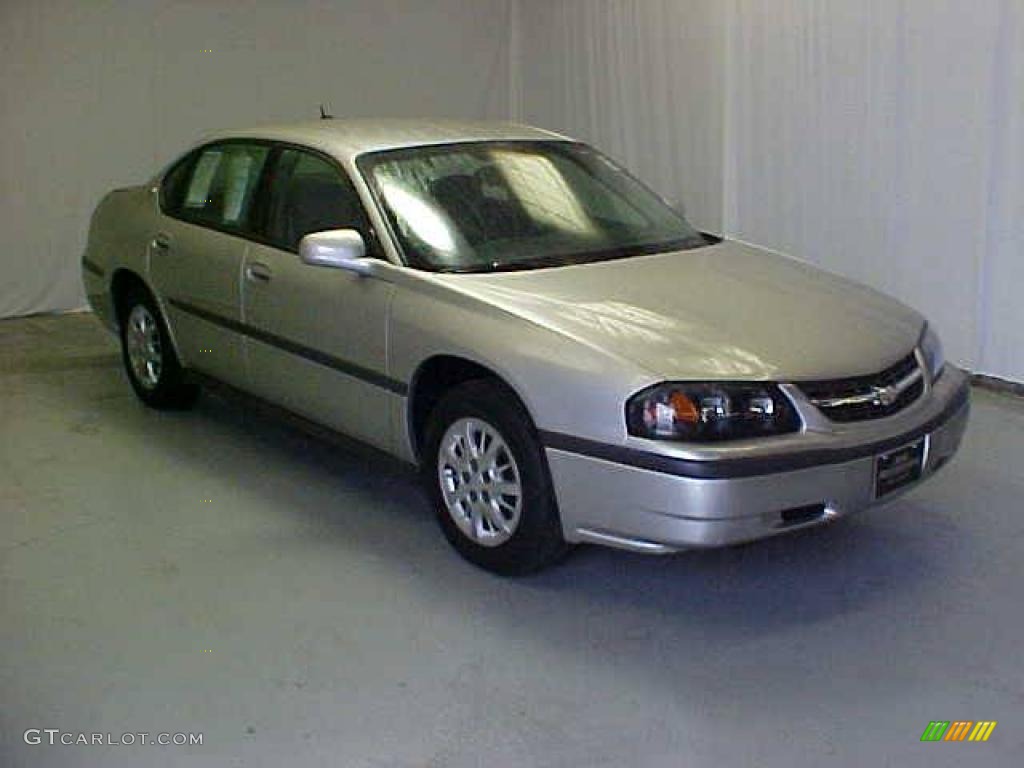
[626,382,801,442]
[919,324,945,381]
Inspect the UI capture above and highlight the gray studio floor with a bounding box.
[2,313,1021,768]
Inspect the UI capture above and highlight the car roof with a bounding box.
[195,119,571,162]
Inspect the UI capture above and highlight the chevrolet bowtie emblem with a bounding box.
[808,364,923,413]
[872,384,900,407]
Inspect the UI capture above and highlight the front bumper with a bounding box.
[545,366,970,553]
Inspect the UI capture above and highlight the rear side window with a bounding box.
[176,143,270,231]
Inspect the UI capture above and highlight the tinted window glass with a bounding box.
[358,141,707,272]
[159,156,194,214]
[179,143,269,231]
[265,149,370,251]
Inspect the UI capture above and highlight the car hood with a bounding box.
[445,240,924,381]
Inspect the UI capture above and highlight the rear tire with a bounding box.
[118,286,198,410]
[422,380,569,576]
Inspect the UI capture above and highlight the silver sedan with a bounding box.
[82,119,969,574]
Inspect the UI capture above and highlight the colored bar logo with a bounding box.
[920,721,996,742]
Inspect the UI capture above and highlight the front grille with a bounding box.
[797,353,924,423]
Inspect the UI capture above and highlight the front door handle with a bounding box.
[151,233,171,252]
[245,262,272,283]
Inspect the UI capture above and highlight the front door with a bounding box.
[241,147,396,452]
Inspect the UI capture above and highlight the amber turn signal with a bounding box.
[669,391,699,423]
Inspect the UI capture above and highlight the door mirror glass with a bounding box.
[298,229,371,275]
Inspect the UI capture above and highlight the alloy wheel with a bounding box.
[124,304,163,390]
[437,417,523,547]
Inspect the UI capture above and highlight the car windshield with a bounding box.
[357,141,709,272]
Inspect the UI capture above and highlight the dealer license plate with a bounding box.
[875,437,926,498]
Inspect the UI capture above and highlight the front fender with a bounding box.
[388,277,655,453]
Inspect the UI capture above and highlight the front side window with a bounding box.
[358,141,707,272]
[264,149,370,251]
[177,143,269,230]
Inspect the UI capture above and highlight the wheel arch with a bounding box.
[406,354,539,464]
[110,268,150,323]
[109,268,184,362]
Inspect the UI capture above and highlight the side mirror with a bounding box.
[298,229,372,276]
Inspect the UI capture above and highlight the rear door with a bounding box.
[151,141,270,386]
[240,146,396,452]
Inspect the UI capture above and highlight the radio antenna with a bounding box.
[319,104,334,120]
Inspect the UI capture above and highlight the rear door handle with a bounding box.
[151,233,171,252]
[245,262,272,283]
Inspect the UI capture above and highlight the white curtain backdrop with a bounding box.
[513,0,729,232]
[516,0,1024,383]
[977,0,1024,383]
[0,0,512,320]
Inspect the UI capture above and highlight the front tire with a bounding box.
[118,287,198,409]
[423,380,569,575]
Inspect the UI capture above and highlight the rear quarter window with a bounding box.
[159,155,194,215]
